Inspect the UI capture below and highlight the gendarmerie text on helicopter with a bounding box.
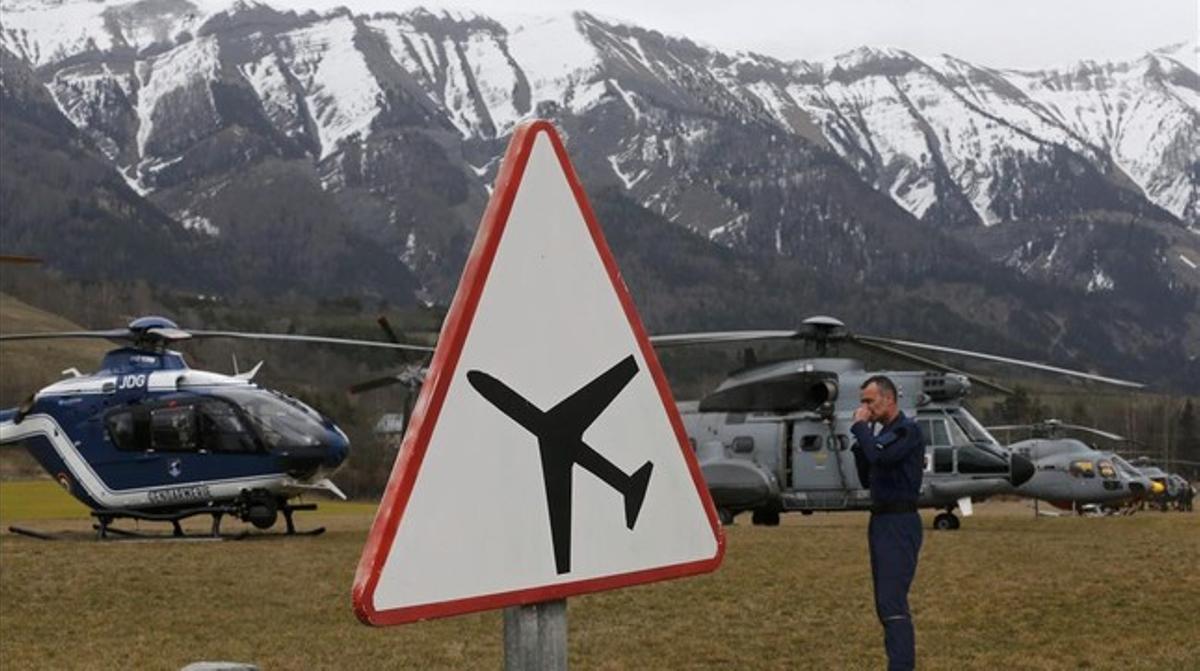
[0,316,433,540]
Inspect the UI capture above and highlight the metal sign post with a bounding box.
[503,599,567,670]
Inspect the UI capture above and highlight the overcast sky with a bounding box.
[288,0,1199,69]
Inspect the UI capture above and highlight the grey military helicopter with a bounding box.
[987,420,1158,513]
[681,362,1031,530]
[658,316,1143,530]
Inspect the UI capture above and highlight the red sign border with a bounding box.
[352,120,725,626]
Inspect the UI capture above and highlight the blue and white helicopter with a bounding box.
[0,316,432,539]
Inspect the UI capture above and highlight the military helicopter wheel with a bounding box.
[933,512,959,531]
[751,509,780,526]
[239,490,280,530]
[717,508,736,526]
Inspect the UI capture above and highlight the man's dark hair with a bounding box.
[861,375,898,400]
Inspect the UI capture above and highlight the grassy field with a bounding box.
[0,483,1196,670]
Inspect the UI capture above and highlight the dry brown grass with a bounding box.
[1,482,1197,670]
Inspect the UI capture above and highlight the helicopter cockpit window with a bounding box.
[1069,460,1096,478]
[944,419,973,447]
[214,389,324,449]
[934,447,954,473]
[949,409,1001,446]
[106,411,140,451]
[151,405,198,452]
[197,401,259,453]
[956,444,1008,474]
[1097,459,1117,480]
[1113,455,1143,479]
[918,419,951,447]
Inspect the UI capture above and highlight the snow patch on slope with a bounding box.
[275,15,383,160]
[135,34,222,159]
[506,13,601,110]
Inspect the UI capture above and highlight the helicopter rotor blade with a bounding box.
[344,316,433,394]
[147,326,193,341]
[985,424,1032,432]
[349,376,410,395]
[0,255,44,264]
[1053,424,1127,442]
[186,330,435,352]
[0,329,134,342]
[377,316,403,345]
[847,337,1013,395]
[649,330,799,347]
[854,335,1145,389]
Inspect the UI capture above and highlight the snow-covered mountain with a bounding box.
[2,0,1198,387]
[5,2,1196,229]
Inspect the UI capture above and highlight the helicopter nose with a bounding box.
[324,430,350,469]
[1010,453,1035,487]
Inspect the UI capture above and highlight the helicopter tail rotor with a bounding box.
[345,316,431,395]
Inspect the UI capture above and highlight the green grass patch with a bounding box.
[0,480,90,521]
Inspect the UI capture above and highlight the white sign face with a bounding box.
[354,121,724,626]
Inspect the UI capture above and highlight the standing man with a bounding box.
[850,375,925,671]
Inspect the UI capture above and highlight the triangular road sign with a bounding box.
[353,120,724,626]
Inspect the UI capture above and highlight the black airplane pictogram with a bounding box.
[466,355,653,575]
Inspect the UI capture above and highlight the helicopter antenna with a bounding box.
[235,361,264,381]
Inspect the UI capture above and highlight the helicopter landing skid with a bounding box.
[82,502,326,541]
[8,526,62,540]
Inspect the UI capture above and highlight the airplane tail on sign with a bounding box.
[623,462,654,528]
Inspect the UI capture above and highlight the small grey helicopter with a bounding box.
[1127,457,1198,510]
[987,420,1158,513]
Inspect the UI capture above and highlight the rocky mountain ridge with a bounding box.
[1,1,1197,388]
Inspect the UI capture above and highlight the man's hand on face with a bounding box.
[852,406,872,424]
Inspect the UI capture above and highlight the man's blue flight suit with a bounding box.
[851,411,925,671]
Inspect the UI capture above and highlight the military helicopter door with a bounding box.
[721,412,784,479]
[788,417,848,491]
